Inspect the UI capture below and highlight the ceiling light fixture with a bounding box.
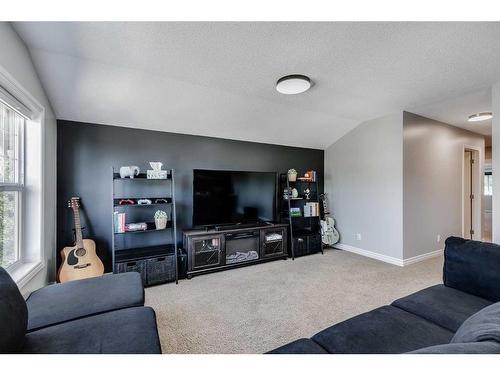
[468,112,493,122]
[276,74,311,95]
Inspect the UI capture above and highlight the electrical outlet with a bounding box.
[437,234,441,243]
[355,233,362,241]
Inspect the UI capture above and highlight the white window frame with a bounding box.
[0,104,25,272]
[0,65,46,287]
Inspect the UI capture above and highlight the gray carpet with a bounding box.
[145,248,443,353]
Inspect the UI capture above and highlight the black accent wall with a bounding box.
[57,120,324,271]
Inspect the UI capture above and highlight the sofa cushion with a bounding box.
[267,338,328,354]
[23,306,161,354]
[444,237,500,302]
[27,272,144,331]
[410,341,500,354]
[0,267,28,353]
[311,306,453,354]
[391,284,492,332]
[451,302,500,344]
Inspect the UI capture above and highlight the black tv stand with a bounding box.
[214,222,271,231]
[183,223,288,279]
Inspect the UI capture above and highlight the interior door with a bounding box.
[464,150,474,239]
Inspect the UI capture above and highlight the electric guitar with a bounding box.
[319,193,340,246]
[57,197,104,283]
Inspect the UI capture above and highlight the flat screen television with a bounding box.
[193,169,277,227]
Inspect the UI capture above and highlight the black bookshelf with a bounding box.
[111,167,178,285]
[279,173,323,259]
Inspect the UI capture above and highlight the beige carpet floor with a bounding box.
[145,248,443,354]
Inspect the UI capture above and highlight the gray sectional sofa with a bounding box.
[269,237,500,354]
[0,269,161,354]
[3,236,500,354]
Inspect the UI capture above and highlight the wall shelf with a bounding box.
[111,167,178,285]
[113,172,171,180]
[114,244,175,263]
[113,197,172,207]
[114,202,172,208]
[280,173,323,259]
[114,222,173,235]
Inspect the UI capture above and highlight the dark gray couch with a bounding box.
[269,237,500,354]
[0,269,161,354]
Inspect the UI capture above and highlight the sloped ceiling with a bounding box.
[12,22,500,148]
[409,88,492,136]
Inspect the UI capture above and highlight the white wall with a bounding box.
[0,22,57,295]
[403,112,485,259]
[324,111,486,266]
[325,113,404,263]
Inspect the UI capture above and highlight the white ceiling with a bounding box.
[12,22,500,149]
[409,88,492,136]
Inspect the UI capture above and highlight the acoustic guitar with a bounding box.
[58,197,104,283]
[319,193,340,246]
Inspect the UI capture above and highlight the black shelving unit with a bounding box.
[280,173,323,260]
[111,168,178,285]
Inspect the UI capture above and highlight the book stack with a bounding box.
[303,202,319,217]
[114,212,126,233]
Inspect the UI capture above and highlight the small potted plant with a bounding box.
[287,168,298,182]
[154,210,168,230]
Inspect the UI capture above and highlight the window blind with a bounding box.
[0,85,32,119]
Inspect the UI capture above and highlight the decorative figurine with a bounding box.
[304,188,311,200]
[119,166,140,178]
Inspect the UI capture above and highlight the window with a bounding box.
[0,71,44,287]
[0,100,24,269]
[484,172,492,196]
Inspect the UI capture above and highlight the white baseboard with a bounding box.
[333,244,444,267]
[333,243,404,266]
[402,248,444,266]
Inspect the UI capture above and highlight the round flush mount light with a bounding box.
[276,74,311,95]
[468,112,493,122]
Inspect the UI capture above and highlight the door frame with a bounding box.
[461,144,483,240]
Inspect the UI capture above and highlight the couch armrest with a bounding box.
[26,272,144,331]
[444,237,500,302]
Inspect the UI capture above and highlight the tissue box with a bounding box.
[147,170,168,179]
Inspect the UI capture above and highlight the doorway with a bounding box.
[483,168,492,241]
[483,135,492,242]
[462,147,482,240]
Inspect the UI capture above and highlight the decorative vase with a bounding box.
[155,217,167,230]
[287,169,297,182]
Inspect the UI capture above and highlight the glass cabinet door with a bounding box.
[261,228,286,258]
[191,235,223,269]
